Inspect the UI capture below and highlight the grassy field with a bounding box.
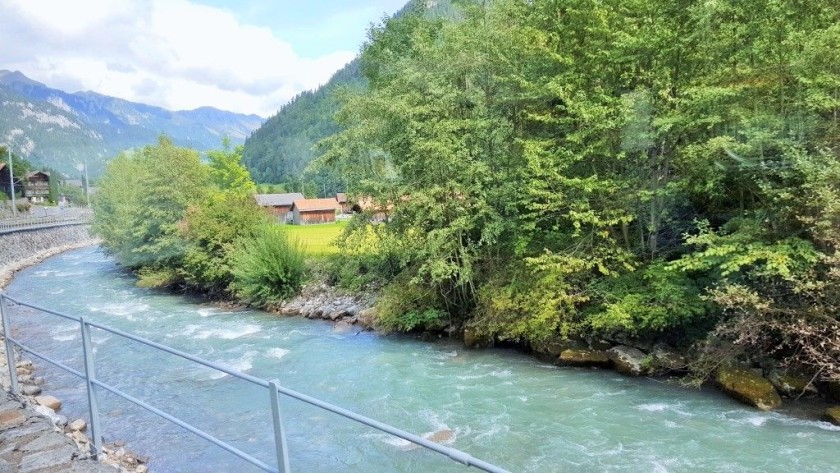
[283,221,346,257]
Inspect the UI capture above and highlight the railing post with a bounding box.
[80,317,103,459]
[269,380,291,473]
[0,292,19,394]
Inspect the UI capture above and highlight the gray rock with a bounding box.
[21,432,69,451]
[0,418,51,442]
[20,444,78,473]
[607,345,648,377]
[649,344,687,374]
[766,371,818,398]
[21,385,42,396]
[0,458,12,473]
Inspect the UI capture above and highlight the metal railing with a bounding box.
[0,209,92,233]
[0,292,510,473]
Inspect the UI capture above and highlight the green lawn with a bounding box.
[283,221,346,257]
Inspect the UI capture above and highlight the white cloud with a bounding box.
[0,0,356,116]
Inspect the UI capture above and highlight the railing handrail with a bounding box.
[0,210,92,233]
[0,292,511,473]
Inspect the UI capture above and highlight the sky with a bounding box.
[0,0,408,117]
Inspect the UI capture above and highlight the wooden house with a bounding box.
[254,193,304,223]
[336,192,349,213]
[291,198,339,225]
[24,171,50,203]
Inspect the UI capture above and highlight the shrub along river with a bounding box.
[4,247,840,472]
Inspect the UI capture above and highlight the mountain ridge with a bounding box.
[0,70,264,176]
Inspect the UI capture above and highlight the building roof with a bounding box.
[254,193,305,207]
[26,171,50,180]
[336,192,347,204]
[292,198,340,212]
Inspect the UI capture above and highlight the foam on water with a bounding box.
[637,403,670,412]
[266,347,290,360]
[197,308,216,317]
[192,324,262,340]
[52,333,77,342]
[208,350,258,380]
[88,302,150,320]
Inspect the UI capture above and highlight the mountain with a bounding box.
[0,70,264,176]
[242,0,462,188]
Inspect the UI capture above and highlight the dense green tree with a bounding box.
[320,0,840,380]
[93,136,210,269]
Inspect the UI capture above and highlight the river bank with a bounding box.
[269,273,840,423]
[0,227,148,472]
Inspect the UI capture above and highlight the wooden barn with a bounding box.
[24,171,50,203]
[291,198,339,225]
[254,193,304,223]
[336,192,349,213]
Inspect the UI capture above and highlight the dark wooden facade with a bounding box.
[0,163,11,199]
[24,171,50,203]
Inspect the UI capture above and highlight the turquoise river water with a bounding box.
[4,247,840,472]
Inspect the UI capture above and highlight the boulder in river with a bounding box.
[823,407,840,426]
[531,336,586,363]
[766,371,818,398]
[463,328,492,349]
[558,349,611,368]
[715,366,782,411]
[607,345,648,376]
[648,343,688,375]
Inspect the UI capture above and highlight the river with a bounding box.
[4,246,840,472]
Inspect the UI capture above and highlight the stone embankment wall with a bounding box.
[0,225,99,288]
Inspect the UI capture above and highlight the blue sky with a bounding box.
[195,0,408,57]
[0,0,409,116]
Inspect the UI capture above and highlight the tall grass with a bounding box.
[231,225,306,307]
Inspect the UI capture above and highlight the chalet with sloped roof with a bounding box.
[24,171,50,203]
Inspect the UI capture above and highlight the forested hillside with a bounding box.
[241,0,464,194]
[242,61,362,194]
[319,0,840,383]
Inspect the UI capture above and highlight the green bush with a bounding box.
[375,273,449,332]
[231,225,307,307]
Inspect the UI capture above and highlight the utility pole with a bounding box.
[83,160,91,208]
[7,146,16,216]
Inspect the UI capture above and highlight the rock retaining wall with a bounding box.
[0,226,99,288]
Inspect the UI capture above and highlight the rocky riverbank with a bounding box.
[275,282,377,332]
[274,278,840,425]
[1,227,148,472]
